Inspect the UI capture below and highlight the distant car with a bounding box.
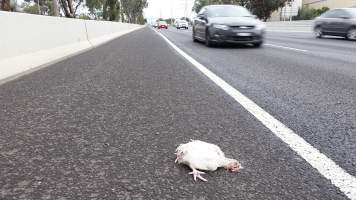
[175,20,189,29]
[152,22,158,28]
[158,21,168,29]
[314,8,356,40]
[192,5,265,47]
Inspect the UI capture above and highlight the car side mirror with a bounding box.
[198,14,207,20]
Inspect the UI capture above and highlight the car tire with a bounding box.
[314,26,323,38]
[192,29,198,42]
[252,41,263,48]
[205,30,213,47]
[346,28,356,41]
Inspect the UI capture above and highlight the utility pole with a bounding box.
[184,0,187,19]
[283,4,286,21]
[53,0,59,16]
[289,0,293,21]
[171,0,174,24]
[37,0,40,14]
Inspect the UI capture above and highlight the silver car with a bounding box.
[192,5,266,47]
[314,8,356,40]
[175,20,189,29]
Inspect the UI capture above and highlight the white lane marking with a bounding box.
[155,30,356,200]
[265,43,308,52]
[267,30,312,33]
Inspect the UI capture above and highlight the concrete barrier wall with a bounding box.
[0,11,143,82]
[0,12,88,60]
[85,20,141,46]
[266,20,313,32]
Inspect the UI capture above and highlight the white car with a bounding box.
[175,20,189,29]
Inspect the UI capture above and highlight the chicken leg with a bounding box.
[189,167,207,182]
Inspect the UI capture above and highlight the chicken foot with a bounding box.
[189,167,207,182]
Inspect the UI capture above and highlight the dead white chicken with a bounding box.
[175,140,241,182]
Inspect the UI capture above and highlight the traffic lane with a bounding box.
[265,32,356,64]
[168,28,356,53]
[265,31,356,49]
[167,28,356,61]
[0,27,348,199]
[159,28,356,176]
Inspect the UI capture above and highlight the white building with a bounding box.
[270,0,303,21]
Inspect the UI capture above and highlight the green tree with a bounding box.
[192,0,287,21]
[136,14,145,25]
[193,0,243,13]
[1,0,15,11]
[102,0,120,21]
[120,0,147,23]
[86,0,104,19]
[58,0,83,17]
[165,17,175,24]
[78,13,90,19]
[22,2,40,14]
[22,0,55,15]
[180,17,191,23]
[86,0,147,22]
[294,6,329,20]
[39,0,54,15]
[249,0,287,21]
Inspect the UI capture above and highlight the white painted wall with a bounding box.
[85,20,141,46]
[0,11,143,82]
[0,12,88,60]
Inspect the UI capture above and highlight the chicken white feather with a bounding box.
[175,140,241,182]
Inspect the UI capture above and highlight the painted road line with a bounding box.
[267,30,312,33]
[155,30,356,200]
[264,43,308,52]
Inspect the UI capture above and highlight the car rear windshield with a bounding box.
[347,9,356,18]
[207,6,252,18]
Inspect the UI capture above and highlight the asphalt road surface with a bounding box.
[0,27,355,199]
[160,27,356,176]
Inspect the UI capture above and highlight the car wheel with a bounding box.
[192,29,198,42]
[346,28,356,41]
[314,26,323,38]
[252,41,263,48]
[205,30,213,47]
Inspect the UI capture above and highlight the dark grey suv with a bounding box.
[192,5,265,47]
[314,8,356,40]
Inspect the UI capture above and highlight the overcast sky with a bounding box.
[144,0,196,22]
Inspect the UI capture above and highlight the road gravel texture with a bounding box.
[0,28,351,199]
